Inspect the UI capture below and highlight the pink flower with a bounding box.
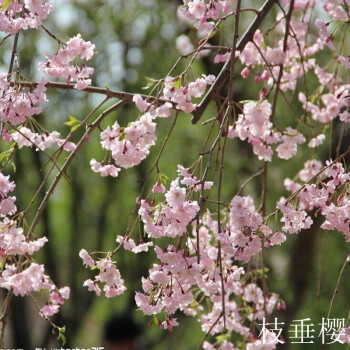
[132,242,153,254]
[103,284,127,298]
[214,52,231,63]
[176,35,194,55]
[0,0,53,34]
[152,181,166,193]
[79,249,95,268]
[241,67,251,78]
[266,47,286,66]
[40,304,60,317]
[298,160,323,182]
[161,317,179,331]
[276,128,305,160]
[39,34,95,90]
[133,94,151,112]
[90,159,121,177]
[165,179,186,207]
[269,232,286,246]
[0,174,15,197]
[116,235,136,250]
[188,0,207,19]
[308,134,325,148]
[83,279,101,296]
[277,201,313,234]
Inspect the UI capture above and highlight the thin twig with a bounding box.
[10,80,174,106]
[265,147,350,220]
[21,97,110,219]
[27,100,129,238]
[113,112,180,254]
[0,290,13,348]
[327,256,349,319]
[7,33,19,79]
[191,0,276,124]
[197,311,223,350]
[270,0,295,122]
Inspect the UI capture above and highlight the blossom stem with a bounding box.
[192,0,277,124]
[27,99,129,237]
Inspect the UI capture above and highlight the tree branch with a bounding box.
[11,81,173,106]
[27,99,129,238]
[191,0,276,124]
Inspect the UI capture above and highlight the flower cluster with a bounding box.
[228,100,279,161]
[80,250,126,298]
[316,1,350,50]
[162,74,215,113]
[218,196,286,262]
[10,126,76,152]
[228,100,306,161]
[337,327,350,344]
[299,85,350,124]
[237,19,320,92]
[281,161,350,240]
[90,159,120,177]
[92,75,215,178]
[135,207,280,340]
[0,0,53,34]
[0,173,48,256]
[135,244,198,322]
[277,200,313,234]
[139,175,200,239]
[178,0,235,37]
[177,164,213,191]
[39,34,95,90]
[94,113,156,172]
[0,172,69,316]
[0,218,47,256]
[41,286,70,317]
[0,172,16,217]
[0,261,69,317]
[276,127,306,160]
[116,235,153,254]
[0,77,47,126]
[0,263,52,297]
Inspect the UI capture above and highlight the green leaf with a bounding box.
[152,315,159,325]
[310,94,318,104]
[0,146,14,165]
[207,28,218,40]
[56,327,66,346]
[216,333,230,342]
[65,115,81,131]
[239,100,259,104]
[170,76,182,90]
[1,0,12,10]
[159,173,169,184]
[10,162,16,173]
[142,76,157,90]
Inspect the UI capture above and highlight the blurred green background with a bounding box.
[0,0,349,349]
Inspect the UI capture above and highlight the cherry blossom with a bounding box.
[0,0,53,34]
[81,256,126,298]
[0,78,47,125]
[228,100,280,161]
[39,34,95,90]
[10,126,76,152]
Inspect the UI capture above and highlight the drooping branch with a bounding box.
[191,0,276,124]
[27,99,129,238]
[10,81,174,106]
